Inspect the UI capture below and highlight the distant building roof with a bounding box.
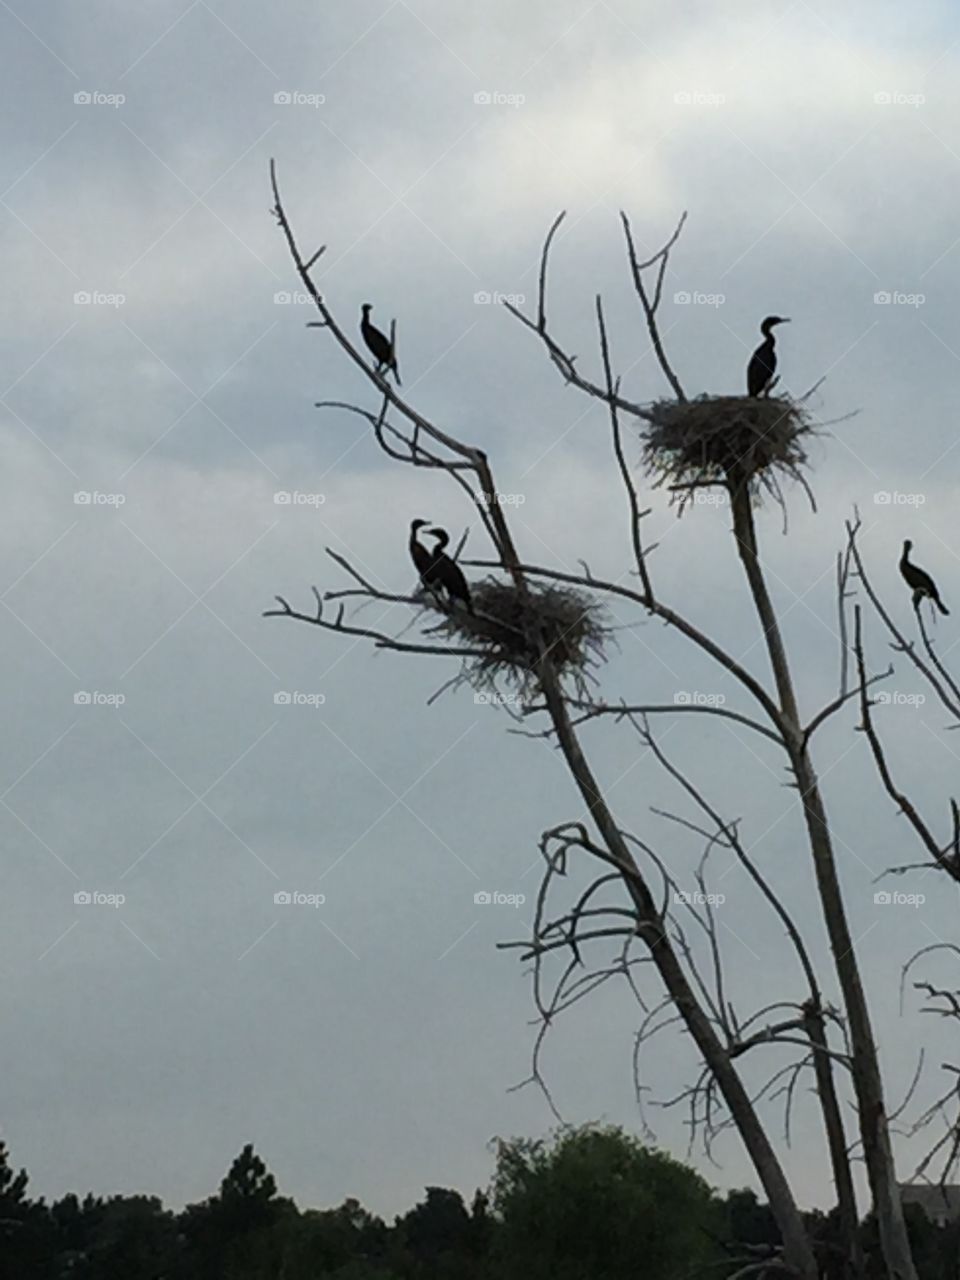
[899,1184,960,1226]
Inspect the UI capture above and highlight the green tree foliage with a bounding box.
[396,1187,471,1264]
[60,1194,179,1280]
[491,1125,723,1280]
[721,1185,780,1249]
[0,1140,54,1277]
[859,1203,956,1280]
[0,1140,30,1216]
[179,1143,298,1279]
[467,1189,493,1259]
[18,1129,960,1280]
[283,1198,389,1277]
[393,1186,486,1280]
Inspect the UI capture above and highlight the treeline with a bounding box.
[0,1126,957,1279]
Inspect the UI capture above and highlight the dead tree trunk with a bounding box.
[537,670,819,1280]
[729,476,915,1280]
[266,172,920,1280]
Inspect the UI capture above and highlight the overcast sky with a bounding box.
[3,0,960,1221]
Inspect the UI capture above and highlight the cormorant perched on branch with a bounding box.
[409,519,443,597]
[426,527,473,613]
[900,540,949,615]
[747,315,790,397]
[360,303,401,384]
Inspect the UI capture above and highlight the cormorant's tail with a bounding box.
[392,361,402,387]
[937,598,950,616]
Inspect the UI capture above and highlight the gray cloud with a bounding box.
[3,0,960,1222]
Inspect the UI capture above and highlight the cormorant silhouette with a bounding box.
[360,303,401,384]
[426,527,473,613]
[747,316,790,397]
[900,540,949,615]
[409,519,443,597]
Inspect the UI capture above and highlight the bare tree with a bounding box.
[265,162,924,1280]
[843,519,960,1201]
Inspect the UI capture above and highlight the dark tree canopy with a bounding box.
[491,1125,722,1280]
[2,1131,955,1280]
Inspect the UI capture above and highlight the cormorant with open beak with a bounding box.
[747,316,790,397]
[426,527,473,613]
[360,303,401,384]
[900,540,949,615]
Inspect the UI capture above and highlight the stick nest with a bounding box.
[642,394,817,509]
[434,578,607,697]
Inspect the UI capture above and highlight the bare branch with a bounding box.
[536,210,565,331]
[917,606,960,708]
[566,696,783,746]
[271,159,483,467]
[620,209,688,400]
[263,588,487,659]
[595,293,654,599]
[801,664,894,749]
[853,605,958,877]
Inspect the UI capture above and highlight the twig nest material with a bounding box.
[436,578,607,696]
[642,394,816,506]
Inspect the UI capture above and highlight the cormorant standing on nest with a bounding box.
[900,540,949,615]
[747,316,790,397]
[360,304,401,384]
[409,519,443,597]
[426,527,473,613]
